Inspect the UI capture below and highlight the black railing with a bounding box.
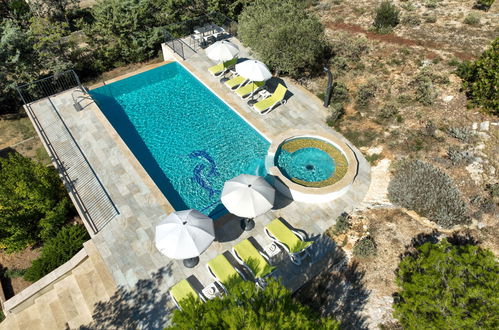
[16,70,85,104]
[162,11,236,58]
[16,72,119,235]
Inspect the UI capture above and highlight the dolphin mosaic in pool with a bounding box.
[189,150,220,198]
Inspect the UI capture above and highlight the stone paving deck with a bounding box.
[25,38,371,328]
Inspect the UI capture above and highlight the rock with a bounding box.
[478,222,486,229]
[367,146,383,156]
[443,95,454,102]
[478,132,490,140]
[472,122,478,130]
[489,166,496,176]
[466,162,484,184]
[480,121,490,131]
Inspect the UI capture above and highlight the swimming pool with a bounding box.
[90,62,270,217]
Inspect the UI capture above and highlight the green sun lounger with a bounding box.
[208,58,237,76]
[224,75,248,90]
[207,254,246,293]
[252,84,287,115]
[170,279,203,310]
[234,81,265,99]
[233,239,276,282]
[264,218,314,265]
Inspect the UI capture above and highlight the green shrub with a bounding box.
[169,278,340,329]
[447,147,474,165]
[4,268,27,278]
[463,12,481,25]
[0,153,71,252]
[446,126,475,143]
[24,224,89,282]
[411,68,438,105]
[238,0,326,77]
[388,160,471,228]
[365,153,382,165]
[332,213,351,234]
[326,103,344,127]
[457,38,498,115]
[394,239,498,329]
[372,1,400,33]
[474,0,495,11]
[378,104,398,120]
[355,80,377,110]
[353,236,377,257]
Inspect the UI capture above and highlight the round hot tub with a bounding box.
[267,131,357,203]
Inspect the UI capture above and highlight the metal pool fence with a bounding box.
[15,71,119,235]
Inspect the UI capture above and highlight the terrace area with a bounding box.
[2,33,371,328]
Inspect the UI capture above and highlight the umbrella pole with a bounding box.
[241,218,255,231]
[183,256,200,268]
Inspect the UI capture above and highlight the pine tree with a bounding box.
[393,239,499,329]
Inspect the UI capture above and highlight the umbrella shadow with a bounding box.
[272,189,294,210]
[213,214,245,243]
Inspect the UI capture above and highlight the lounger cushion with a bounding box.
[208,62,225,74]
[207,254,241,285]
[234,239,275,278]
[235,81,264,97]
[170,279,199,309]
[253,84,287,113]
[225,76,246,89]
[265,218,313,253]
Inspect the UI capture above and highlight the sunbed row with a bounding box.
[208,59,287,115]
[170,218,315,310]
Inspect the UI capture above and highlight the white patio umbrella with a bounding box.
[221,174,275,226]
[235,60,272,82]
[155,210,215,267]
[205,40,239,62]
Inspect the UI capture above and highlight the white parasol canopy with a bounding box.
[221,174,275,218]
[155,210,215,259]
[235,60,272,82]
[205,40,239,62]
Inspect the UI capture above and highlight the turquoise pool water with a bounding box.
[276,144,335,182]
[90,62,269,217]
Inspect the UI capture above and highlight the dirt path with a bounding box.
[326,22,474,61]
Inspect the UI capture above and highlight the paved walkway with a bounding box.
[13,38,370,328]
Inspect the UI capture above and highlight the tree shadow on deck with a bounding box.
[294,246,370,329]
[79,264,174,330]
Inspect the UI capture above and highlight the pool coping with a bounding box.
[267,129,358,195]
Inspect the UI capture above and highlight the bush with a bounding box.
[355,80,377,110]
[378,104,399,120]
[411,68,438,105]
[388,160,471,228]
[372,1,400,33]
[474,0,495,11]
[24,224,89,282]
[446,126,475,143]
[326,103,344,127]
[457,37,498,115]
[463,12,481,25]
[4,268,27,278]
[332,213,351,234]
[238,0,326,77]
[169,279,340,329]
[447,147,474,165]
[353,236,377,257]
[0,153,71,252]
[393,239,498,329]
